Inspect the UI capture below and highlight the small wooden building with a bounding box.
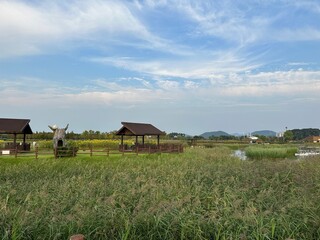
[116,122,165,150]
[0,118,33,150]
[304,136,320,143]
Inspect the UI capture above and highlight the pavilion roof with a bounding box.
[0,118,33,134]
[116,122,165,136]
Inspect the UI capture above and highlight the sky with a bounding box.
[1,0,320,135]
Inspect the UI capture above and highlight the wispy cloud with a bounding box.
[0,0,173,57]
[89,52,260,79]
[139,0,320,46]
[2,69,320,109]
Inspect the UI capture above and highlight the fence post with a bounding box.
[35,146,38,159]
[15,147,18,158]
[136,146,138,156]
[54,148,57,159]
[90,145,93,157]
[107,148,109,157]
[72,147,75,157]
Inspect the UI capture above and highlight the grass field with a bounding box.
[1,147,320,239]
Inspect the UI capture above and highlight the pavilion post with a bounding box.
[121,135,124,147]
[157,135,160,148]
[135,135,138,145]
[142,135,145,146]
[23,134,26,150]
[13,133,17,148]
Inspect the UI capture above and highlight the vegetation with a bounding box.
[55,146,79,158]
[245,145,298,160]
[283,130,294,142]
[291,128,320,140]
[1,147,320,239]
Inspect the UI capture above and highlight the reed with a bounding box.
[0,147,319,239]
[245,146,298,160]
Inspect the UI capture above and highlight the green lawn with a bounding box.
[1,147,320,239]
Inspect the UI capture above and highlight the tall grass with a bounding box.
[0,147,320,239]
[245,146,298,160]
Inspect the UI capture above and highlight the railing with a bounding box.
[3,142,31,151]
[119,143,183,154]
[0,144,183,159]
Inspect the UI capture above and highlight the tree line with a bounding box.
[284,128,320,141]
[1,128,319,142]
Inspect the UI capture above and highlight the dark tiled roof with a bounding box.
[0,118,33,134]
[116,122,165,136]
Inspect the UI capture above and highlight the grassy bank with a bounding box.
[245,145,298,160]
[1,147,320,239]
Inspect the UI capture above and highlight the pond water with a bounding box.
[233,149,247,160]
[294,147,320,157]
[233,147,320,160]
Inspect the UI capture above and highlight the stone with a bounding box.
[70,234,85,240]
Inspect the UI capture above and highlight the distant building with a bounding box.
[304,136,320,143]
[246,136,262,144]
[277,132,284,138]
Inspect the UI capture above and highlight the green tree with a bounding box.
[284,130,294,142]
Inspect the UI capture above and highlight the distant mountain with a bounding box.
[252,130,276,137]
[200,131,231,139]
[232,133,246,137]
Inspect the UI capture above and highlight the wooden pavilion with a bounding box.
[0,118,33,150]
[116,122,165,150]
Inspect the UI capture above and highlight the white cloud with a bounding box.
[184,80,199,89]
[272,28,320,42]
[89,52,260,79]
[1,0,319,59]
[2,69,319,110]
[0,0,159,57]
[287,62,311,66]
[137,0,320,46]
[156,80,180,90]
[215,70,320,97]
[291,1,320,14]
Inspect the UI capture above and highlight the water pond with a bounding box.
[294,147,320,157]
[233,149,247,160]
[233,147,320,160]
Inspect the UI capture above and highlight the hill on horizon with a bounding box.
[252,130,277,137]
[200,131,230,139]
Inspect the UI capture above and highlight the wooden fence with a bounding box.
[0,144,183,159]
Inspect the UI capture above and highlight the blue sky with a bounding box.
[1,0,320,135]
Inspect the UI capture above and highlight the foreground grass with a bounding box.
[0,148,320,239]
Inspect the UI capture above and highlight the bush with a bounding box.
[54,146,79,158]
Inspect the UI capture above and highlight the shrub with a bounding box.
[54,146,79,158]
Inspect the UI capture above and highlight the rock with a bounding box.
[70,234,85,240]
